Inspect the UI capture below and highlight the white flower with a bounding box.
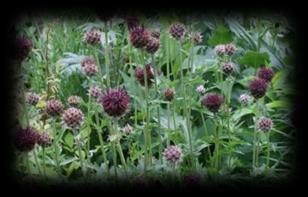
[196,85,206,94]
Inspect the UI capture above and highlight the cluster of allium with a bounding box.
[258,66,274,83]
[16,36,32,61]
[189,31,203,45]
[163,145,182,164]
[222,62,235,75]
[62,107,84,129]
[239,94,252,105]
[249,78,268,99]
[122,124,133,135]
[164,88,175,101]
[257,117,273,132]
[81,57,98,76]
[135,64,155,86]
[100,88,130,118]
[169,22,186,40]
[215,43,237,56]
[46,99,64,117]
[67,95,81,107]
[201,93,224,113]
[26,92,40,106]
[14,127,52,152]
[196,85,206,95]
[88,85,102,99]
[83,30,101,45]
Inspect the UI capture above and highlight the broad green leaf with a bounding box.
[239,51,270,67]
[208,25,233,46]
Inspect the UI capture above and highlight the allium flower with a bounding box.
[257,117,273,132]
[83,30,101,45]
[196,85,206,95]
[222,62,235,75]
[190,32,203,45]
[151,28,160,39]
[88,85,102,99]
[129,26,150,49]
[16,36,32,61]
[214,44,226,56]
[67,95,81,107]
[122,124,133,134]
[164,88,175,101]
[100,88,130,118]
[81,57,97,76]
[134,64,155,86]
[145,37,160,54]
[201,93,224,113]
[37,132,52,147]
[62,107,84,129]
[239,94,251,105]
[26,92,40,106]
[163,145,182,164]
[258,66,274,83]
[46,99,64,117]
[169,22,186,40]
[249,78,268,99]
[14,127,38,152]
[224,43,237,55]
[126,16,140,32]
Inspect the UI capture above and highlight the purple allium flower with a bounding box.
[258,66,274,83]
[169,22,186,40]
[122,124,133,134]
[249,78,268,99]
[224,43,237,56]
[26,92,40,106]
[62,107,84,129]
[126,16,140,32]
[151,28,160,39]
[134,64,155,86]
[67,95,81,107]
[163,145,182,164]
[190,31,203,45]
[257,117,273,132]
[196,85,206,95]
[46,99,64,117]
[222,62,235,75]
[37,132,52,147]
[164,88,175,101]
[129,26,150,49]
[88,85,102,99]
[100,88,130,118]
[81,57,97,76]
[14,127,39,152]
[16,36,32,61]
[239,94,251,105]
[145,37,160,54]
[214,44,226,56]
[201,93,224,113]
[83,30,101,45]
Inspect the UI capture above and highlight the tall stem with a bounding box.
[266,131,271,169]
[114,119,128,177]
[33,146,43,177]
[201,112,212,158]
[167,102,171,146]
[104,21,111,87]
[74,129,86,176]
[52,119,60,175]
[252,130,257,170]
[42,147,47,177]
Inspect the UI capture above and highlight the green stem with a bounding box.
[256,132,260,168]
[42,147,47,177]
[25,152,31,174]
[266,131,271,169]
[114,119,128,177]
[74,129,86,176]
[33,146,43,177]
[52,119,61,175]
[105,21,111,87]
[201,112,212,158]
[252,130,257,170]
[167,102,171,147]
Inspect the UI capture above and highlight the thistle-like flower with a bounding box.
[83,30,101,45]
[16,36,32,61]
[88,85,102,99]
[257,117,273,132]
[37,132,52,147]
[222,62,235,75]
[62,107,84,129]
[201,93,224,113]
[81,57,97,76]
[249,78,268,99]
[145,37,160,54]
[26,92,40,106]
[258,66,274,83]
[164,88,175,101]
[239,94,251,105]
[163,145,182,164]
[169,22,186,40]
[196,85,206,95]
[134,64,155,86]
[190,31,203,45]
[224,43,237,55]
[14,127,39,152]
[129,26,150,49]
[214,44,226,56]
[46,99,64,117]
[67,95,81,107]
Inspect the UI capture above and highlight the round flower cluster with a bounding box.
[164,88,176,101]
[135,64,155,86]
[239,94,252,105]
[62,107,84,129]
[190,31,202,45]
[16,36,32,61]
[214,43,237,56]
[83,30,101,45]
[169,22,186,40]
[196,85,206,95]
[201,93,224,113]
[14,127,39,152]
[88,85,102,99]
[249,78,268,99]
[258,66,274,83]
[46,99,64,117]
[37,132,52,147]
[81,57,98,76]
[26,92,40,106]
[67,95,81,107]
[222,62,235,75]
[163,145,182,164]
[257,117,273,132]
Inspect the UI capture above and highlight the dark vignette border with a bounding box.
[2,1,306,194]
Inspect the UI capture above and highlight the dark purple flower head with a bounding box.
[201,93,224,113]
[26,92,40,106]
[83,30,101,45]
[62,107,84,129]
[81,57,98,76]
[163,145,182,164]
[16,36,32,61]
[145,37,160,54]
[126,16,140,32]
[169,22,186,40]
[100,88,130,118]
[134,64,155,86]
[249,78,268,99]
[258,66,274,82]
[257,117,273,132]
[222,62,235,75]
[190,31,203,45]
[129,26,150,49]
[14,127,39,152]
[37,132,52,147]
[46,99,64,117]
[164,88,175,101]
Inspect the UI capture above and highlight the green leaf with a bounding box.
[266,100,290,109]
[208,25,233,46]
[64,132,74,148]
[239,51,270,67]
